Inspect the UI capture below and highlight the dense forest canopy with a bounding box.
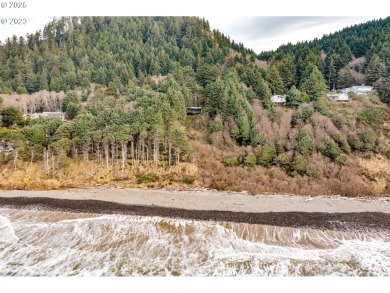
[0,16,254,94]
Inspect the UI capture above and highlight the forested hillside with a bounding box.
[259,17,390,103]
[0,16,390,196]
[0,16,254,94]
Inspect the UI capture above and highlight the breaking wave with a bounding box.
[0,216,19,246]
[0,208,389,276]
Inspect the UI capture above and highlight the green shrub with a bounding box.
[275,141,285,154]
[291,155,308,175]
[291,106,314,127]
[331,134,350,154]
[386,152,390,160]
[244,153,257,167]
[295,130,315,155]
[302,93,311,103]
[370,97,380,104]
[335,154,348,165]
[0,127,11,138]
[209,119,223,133]
[230,126,240,139]
[257,143,276,167]
[274,153,290,168]
[182,176,195,184]
[306,164,319,178]
[136,173,158,184]
[350,130,379,152]
[314,97,332,117]
[322,139,342,160]
[2,87,13,94]
[0,106,24,127]
[223,157,239,167]
[359,130,379,151]
[16,86,28,94]
[356,106,384,127]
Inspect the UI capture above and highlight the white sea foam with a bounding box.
[1,208,390,276]
[0,216,19,245]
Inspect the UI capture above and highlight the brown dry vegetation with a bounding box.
[0,90,68,113]
[187,95,390,197]
[190,130,379,197]
[0,160,199,190]
[224,49,268,69]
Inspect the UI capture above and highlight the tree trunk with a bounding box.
[146,143,149,164]
[43,148,50,175]
[153,140,158,167]
[104,142,109,172]
[51,150,55,176]
[136,140,141,166]
[30,149,34,166]
[13,148,18,170]
[121,142,127,173]
[142,143,145,165]
[96,144,101,164]
[168,142,172,167]
[176,147,180,164]
[82,140,90,162]
[43,149,47,174]
[131,140,135,166]
[72,142,78,161]
[111,142,115,166]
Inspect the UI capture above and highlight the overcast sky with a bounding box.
[1,16,386,53]
[206,16,384,53]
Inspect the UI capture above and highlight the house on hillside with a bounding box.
[328,93,349,102]
[187,107,202,115]
[341,85,373,95]
[24,111,66,121]
[271,95,286,106]
[0,142,14,156]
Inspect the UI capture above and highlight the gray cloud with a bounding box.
[214,16,381,52]
[226,17,346,39]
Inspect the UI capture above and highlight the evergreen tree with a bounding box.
[286,86,304,107]
[1,106,24,127]
[365,54,387,85]
[300,67,327,100]
[375,76,390,105]
[267,65,284,94]
[325,55,337,90]
[278,55,296,90]
[337,66,356,89]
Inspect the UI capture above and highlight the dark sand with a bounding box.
[1,188,390,231]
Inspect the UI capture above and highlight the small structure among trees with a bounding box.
[341,86,373,95]
[187,107,202,115]
[24,112,66,121]
[271,95,286,106]
[328,93,349,102]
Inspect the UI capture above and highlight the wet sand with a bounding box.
[1,188,390,230]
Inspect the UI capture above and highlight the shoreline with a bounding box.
[1,188,390,230]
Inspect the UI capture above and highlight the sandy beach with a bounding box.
[1,187,390,213]
[1,188,390,230]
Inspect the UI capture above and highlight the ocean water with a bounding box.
[1,207,390,276]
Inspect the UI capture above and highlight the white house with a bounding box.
[24,111,66,121]
[328,93,349,102]
[271,95,286,106]
[341,85,373,95]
